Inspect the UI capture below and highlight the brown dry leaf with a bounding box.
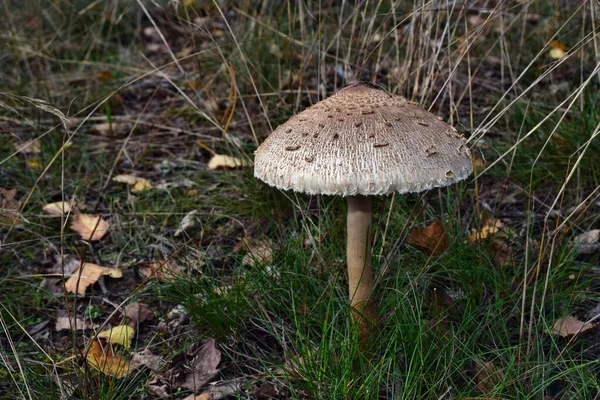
[551,315,596,338]
[491,238,514,268]
[475,360,505,393]
[237,238,274,266]
[130,349,165,372]
[183,379,245,400]
[407,219,449,255]
[473,157,486,175]
[207,154,249,170]
[123,302,154,326]
[93,122,130,135]
[43,201,75,216]
[55,315,96,331]
[0,188,21,226]
[64,262,122,295]
[14,139,41,154]
[572,229,600,254]
[86,339,131,378]
[71,214,109,241]
[97,70,112,81]
[97,325,135,349]
[469,219,504,242]
[1,188,18,210]
[139,260,182,281]
[180,338,221,392]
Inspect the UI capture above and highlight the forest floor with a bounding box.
[1,1,600,399]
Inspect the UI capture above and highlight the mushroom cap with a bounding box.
[254,84,473,196]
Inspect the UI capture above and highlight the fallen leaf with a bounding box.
[238,238,274,266]
[490,237,514,267]
[27,159,43,170]
[549,39,567,50]
[55,316,95,331]
[93,122,129,135]
[475,360,504,393]
[14,139,41,154]
[113,174,153,192]
[0,188,18,210]
[123,302,154,326]
[180,338,221,391]
[469,219,504,242]
[184,379,245,400]
[139,260,182,281]
[207,154,249,170]
[112,174,140,185]
[254,381,280,399]
[572,229,600,254]
[551,315,596,338]
[549,48,566,59]
[174,209,198,236]
[407,219,449,255]
[97,325,135,349]
[97,70,112,81]
[549,40,567,59]
[43,201,75,216]
[473,157,486,175]
[132,178,152,192]
[130,349,165,372]
[64,262,122,295]
[71,214,109,241]
[0,188,21,226]
[147,382,169,399]
[86,339,131,378]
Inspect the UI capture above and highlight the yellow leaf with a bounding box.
[97,325,135,349]
[27,159,43,170]
[131,178,152,192]
[207,154,249,170]
[549,48,566,60]
[112,174,140,185]
[468,219,504,242]
[113,174,153,192]
[86,340,131,378]
[71,214,109,241]
[43,201,74,216]
[64,262,122,295]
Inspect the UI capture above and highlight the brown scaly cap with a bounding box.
[254,84,472,196]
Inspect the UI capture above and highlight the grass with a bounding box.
[2,0,600,399]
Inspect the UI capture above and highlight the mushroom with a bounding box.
[254,83,473,339]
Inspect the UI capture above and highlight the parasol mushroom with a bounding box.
[254,83,472,339]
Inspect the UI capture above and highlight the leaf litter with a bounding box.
[70,213,109,241]
[550,315,597,338]
[406,219,449,256]
[178,338,222,392]
[64,262,122,295]
[43,200,75,216]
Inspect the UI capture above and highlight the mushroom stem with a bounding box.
[347,195,377,333]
